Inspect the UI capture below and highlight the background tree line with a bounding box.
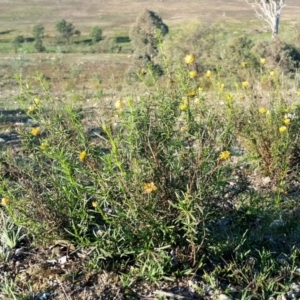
[12,19,103,53]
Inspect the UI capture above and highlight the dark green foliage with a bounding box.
[252,37,300,73]
[90,26,102,43]
[55,19,76,44]
[12,35,24,53]
[34,38,46,52]
[128,9,168,81]
[126,54,163,84]
[222,36,258,70]
[32,23,45,52]
[32,23,44,40]
[130,9,168,58]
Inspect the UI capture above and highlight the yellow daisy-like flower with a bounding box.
[79,150,87,162]
[241,61,248,67]
[92,201,98,208]
[189,70,198,78]
[198,87,203,93]
[143,182,157,194]
[279,126,287,133]
[283,118,291,125]
[260,58,266,65]
[188,91,196,97]
[40,140,49,150]
[226,94,233,101]
[219,151,230,161]
[184,54,195,64]
[182,97,188,104]
[34,98,41,105]
[242,81,249,88]
[1,197,9,206]
[115,100,124,110]
[206,70,212,78]
[179,103,188,111]
[219,83,225,91]
[28,106,35,113]
[180,125,189,133]
[31,127,41,136]
[270,71,275,77]
[259,107,267,114]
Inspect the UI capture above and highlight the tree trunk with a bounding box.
[272,7,280,38]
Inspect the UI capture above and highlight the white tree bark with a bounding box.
[244,0,286,37]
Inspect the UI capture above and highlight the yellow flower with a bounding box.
[115,100,124,110]
[198,87,203,93]
[241,61,248,67]
[270,71,275,77]
[40,140,49,150]
[179,103,188,111]
[242,81,249,88]
[184,54,195,64]
[180,125,189,133]
[92,201,98,208]
[182,97,188,105]
[226,94,233,101]
[1,197,9,206]
[31,127,41,136]
[79,150,87,161]
[283,118,291,125]
[189,70,198,78]
[297,91,300,97]
[188,90,196,97]
[206,70,212,78]
[34,98,41,105]
[219,83,225,91]
[28,106,35,113]
[260,58,266,65]
[259,107,267,114]
[279,126,287,133]
[143,182,157,194]
[219,151,230,161]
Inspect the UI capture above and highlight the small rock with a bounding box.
[15,247,26,257]
[58,255,67,264]
[290,282,299,291]
[33,291,50,300]
[262,176,271,185]
[218,294,230,300]
[269,219,285,228]
[15,122,25,126]
[0,138,5,143]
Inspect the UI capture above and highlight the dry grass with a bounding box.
[1,0,300,36]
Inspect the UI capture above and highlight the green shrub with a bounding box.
[1,69,235,276]
[252,38,300,74]
[221,36,259,72]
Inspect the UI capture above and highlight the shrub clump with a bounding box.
[127,9,168,82]
[252,38,300,73]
